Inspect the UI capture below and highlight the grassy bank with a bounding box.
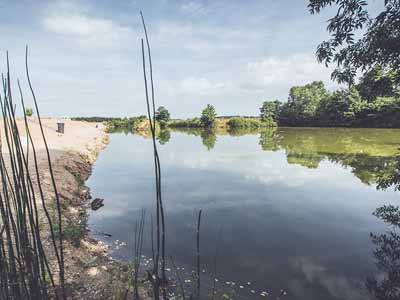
[74,116,276,133]
[167,116,275,129]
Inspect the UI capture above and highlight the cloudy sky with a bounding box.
[0,0,381,117]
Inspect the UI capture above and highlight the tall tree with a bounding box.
[317,87,367,126]
[308,0,400,85]
[200,104,217,128]
[279,81,328,126]
[356,66,399,102]
[260,100,280,126]
[155,106,170,128]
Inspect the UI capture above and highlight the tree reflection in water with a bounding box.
[258,128,400,186]
[159,127,399,186]
[200,129,217,150]
[157,129,171,145]
[366,205,400,300]
[257,127,400,299]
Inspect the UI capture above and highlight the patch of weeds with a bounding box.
[54,211,88,247]
[89,147,100,158]
[102,135,109,145]
[64,165,83,186]
[67,212,87,247]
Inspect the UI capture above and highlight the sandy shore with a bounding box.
[1,118,141,299]
[1,118,107,154]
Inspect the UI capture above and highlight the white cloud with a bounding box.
[153,21,267,55]
[180,1,208,16]
[42,4,134,49]
[156,22,193,38]
[178,77,228,95]
[243,54,338,91]
[291,257,369,300]
[1,0,346,117]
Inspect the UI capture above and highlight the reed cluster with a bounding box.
[0,49,65,300]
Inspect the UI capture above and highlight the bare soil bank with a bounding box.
[1,119,148,299]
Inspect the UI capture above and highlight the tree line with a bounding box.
[262,67,400,128]
[158,67,400,129]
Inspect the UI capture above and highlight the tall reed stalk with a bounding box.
[140,11,167,300]
[196,210,202,300]
[0,49,65,299]
[133,209,146,299]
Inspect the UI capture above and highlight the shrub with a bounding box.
[227,117,270,128]
[25,107,33,117]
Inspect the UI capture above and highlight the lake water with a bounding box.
[86,127,400,300]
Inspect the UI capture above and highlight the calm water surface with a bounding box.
[86,128,400,300]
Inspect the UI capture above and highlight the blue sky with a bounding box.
[0,0,381,117]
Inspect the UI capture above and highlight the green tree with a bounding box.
[260,100,280,126]
[200,104,217,128]
[279,81,328,126]
[25,107,33,117]
[367,97,400,127]
[356,66,399,102]
[317,87,367,126]
[155,106,170,128]
[308,0,400,85]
